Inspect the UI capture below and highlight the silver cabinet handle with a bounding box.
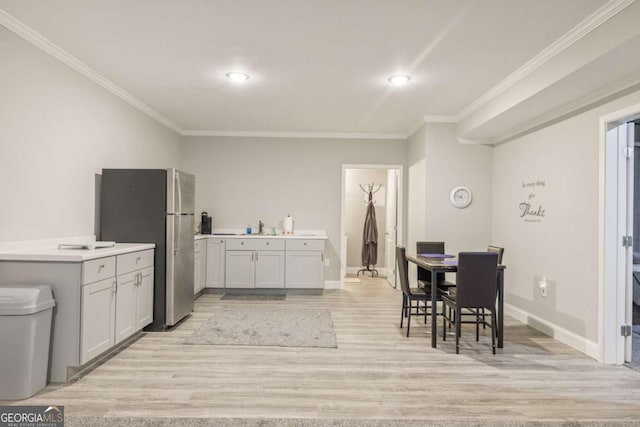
[256,252,259,262]
[112,280,117,294]
[251,252,254,262]
[136,256,141,264]
[99,264,105,271]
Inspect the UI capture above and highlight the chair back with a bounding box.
[455,252,499,308]
[395,246,412,297]
[487,245,504,264]
[417,241,444,284]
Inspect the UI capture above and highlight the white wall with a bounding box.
[0,27,180,243]
[345,169,387,270]
[407,123,493,285]
[180,136,407,281]
[493,87,640,350]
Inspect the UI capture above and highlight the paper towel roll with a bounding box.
[283,215,294,235]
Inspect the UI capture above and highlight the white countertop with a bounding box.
[0,243,155,262]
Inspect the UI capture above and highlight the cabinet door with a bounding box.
[194,249,203,295]
[225,250,254,288]
[285,251,324,288]
[199,243,207,290]
[81,277,116,364]
[135,267,154,330]
[206,239,226,288]
[255,251,285,288]
[115,272,136,345]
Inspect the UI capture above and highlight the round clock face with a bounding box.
[450,186,472,209]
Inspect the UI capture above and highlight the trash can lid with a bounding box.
[0,285,56,315]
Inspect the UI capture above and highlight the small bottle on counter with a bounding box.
[246,225,252,235]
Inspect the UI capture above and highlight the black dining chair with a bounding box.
[396,246,443,337]
[417,241,456,292]
[441,252,499,354]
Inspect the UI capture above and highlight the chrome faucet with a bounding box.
[258,220,264,235]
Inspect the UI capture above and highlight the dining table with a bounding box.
[405,253,506,349]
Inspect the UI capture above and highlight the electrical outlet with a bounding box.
[540,277,547,297]
[324,257,330,267]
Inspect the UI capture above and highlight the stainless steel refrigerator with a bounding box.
[100,168,195,330]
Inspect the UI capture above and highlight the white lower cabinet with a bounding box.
[136,267,154,329]
[115,271,136,345]
[81,278,116,364]
[200,236,326,289]
[194,239,206,294]
[225,238,285,288]
[255,251,285,288]
[285,251,324,288]
[80,249,154,365]
[206,238,226,288]
[225,250,255,288]
[285,239,325,289]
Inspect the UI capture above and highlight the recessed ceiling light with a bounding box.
[388,74,411,86]
[226,72,250,82]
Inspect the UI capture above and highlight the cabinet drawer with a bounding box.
[226,238,284,251]
[285,239,325,251]
[82,256,116,284]
[117,249,154,275]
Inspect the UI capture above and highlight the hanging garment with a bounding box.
[361,200,378,267]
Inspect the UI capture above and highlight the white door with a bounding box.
[285,251,324,288]
[255,251,285,288]
[115,272,136,344]
[385,169,398,287]
[193,249,202,294]
[206,239,226,288]
[607,121,635,364]
[225,250,255,288]
[136,267,154,329]
[81,278,116,364]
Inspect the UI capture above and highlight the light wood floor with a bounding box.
[7,277,640,424]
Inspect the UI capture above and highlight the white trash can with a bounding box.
[0,285,55,400]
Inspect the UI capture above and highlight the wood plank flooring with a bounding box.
[5,277,640,424]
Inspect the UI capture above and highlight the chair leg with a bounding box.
[482,308,486,330]
[406,300,411,337]
[442,303,447,341]
[424,300,428,324]
[455,309,461,354]
[491,307,497,354]
[400,296,405,329]
[476,311,480,341]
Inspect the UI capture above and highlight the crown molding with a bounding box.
[455,0,636,121]
[422,115,457,123]
[0,9,182,134]
[181,130,407,140]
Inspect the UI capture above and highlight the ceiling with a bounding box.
[2,0,639,140]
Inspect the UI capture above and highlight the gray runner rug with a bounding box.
[184,306,337,348]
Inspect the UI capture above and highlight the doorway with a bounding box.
[340,165,403,289]
[602,113,640,366]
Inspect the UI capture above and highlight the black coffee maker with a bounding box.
[201,212,212,234]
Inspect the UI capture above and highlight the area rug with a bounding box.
[220,294,285,301]
[184,306,337,348]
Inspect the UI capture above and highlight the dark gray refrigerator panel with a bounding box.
[101,168,194,331]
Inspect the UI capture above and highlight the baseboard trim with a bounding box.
[504,303,600,361]
[324,280,342,290]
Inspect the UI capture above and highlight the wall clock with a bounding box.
[450,186,472,209]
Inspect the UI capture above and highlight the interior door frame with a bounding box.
[599,104,640,364]
[340,164,404,288]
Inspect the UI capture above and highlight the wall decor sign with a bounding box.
[520,180,546,222]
